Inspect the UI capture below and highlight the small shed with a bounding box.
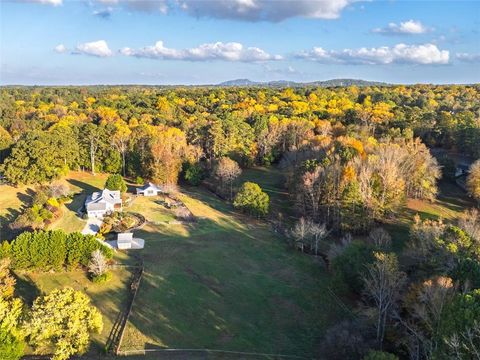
[117,232,133,250]
[136,182,164,197]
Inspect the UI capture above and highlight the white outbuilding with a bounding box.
[136,182,164,197]
[117,232,133,250]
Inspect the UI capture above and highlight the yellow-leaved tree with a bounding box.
[27,288,103,360]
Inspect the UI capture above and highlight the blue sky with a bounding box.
[1,0,479,85]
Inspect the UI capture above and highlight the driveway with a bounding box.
[81,217,103,235]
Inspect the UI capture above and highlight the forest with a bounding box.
[1,84,480,360]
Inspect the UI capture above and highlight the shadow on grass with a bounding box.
[13,273,41,305]
[118,210,344,358]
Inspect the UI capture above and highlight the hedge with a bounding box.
[1,230,113,271]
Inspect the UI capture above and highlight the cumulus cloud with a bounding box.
[54,44,67,53]
[74,40,113,57]
[298,43,449,65]
[373,20,429,35]
[91,0,353,21]
[456,53,480,63]
[178,0,356,21]
[120,41,282,62]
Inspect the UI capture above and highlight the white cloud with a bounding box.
[120,41,282,62]
[93,0,355,21]
[298,43,449,65]
[373,20,429,35]
[74,40,113,57]
[179,0,356,21]
[54,44,67,53]
[20,0,62,5]
[456,53,480,63]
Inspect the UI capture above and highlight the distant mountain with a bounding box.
[217,78,390,87]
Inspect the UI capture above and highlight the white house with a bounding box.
[117,232,133,250]
[136,182,164,196]
[85,189,122,218]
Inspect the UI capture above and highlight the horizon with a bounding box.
[1,0,479,85]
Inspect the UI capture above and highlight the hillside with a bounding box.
[218,78,390,87]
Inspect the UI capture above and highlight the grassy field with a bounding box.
[119,187,347,358]
[14,267,133,352]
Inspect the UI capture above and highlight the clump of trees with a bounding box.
[1,230,113,271]
[285,137,440,233]
[233,182,269,217]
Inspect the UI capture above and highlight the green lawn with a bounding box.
[14,267,133,353]
[126,195,177,224]
[119,186,346,358]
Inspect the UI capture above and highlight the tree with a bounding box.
[104,174,127,193]
[0,131,69,185]
[0,259,16,300]
[368,228,392,250]
[214,157,242,200]
[27,288,103,360]
[233,182,269,217]
[112,120,131,177]
[0,297,24,360]
[148,127,187,185]
[362,252,406,347]
[467,159,480,203]
[88,250,108,278]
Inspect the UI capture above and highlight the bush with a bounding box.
[331,241,375,294]
[135,176,144,185]
[233,182,269,217]
[91,271,112,284]
[105,174,127,193]
[0,329,24,360]
[183,162,204,186]
[6,230,112,271]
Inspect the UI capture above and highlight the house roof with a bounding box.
[117,232,133,242]
[137,182,163,192]
[85,189,122,211]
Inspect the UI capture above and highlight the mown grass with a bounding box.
[14,267,132,352]
[119,186,347,358]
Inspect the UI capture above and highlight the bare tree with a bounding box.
[48,182,70,199]
[369,227,392,249]
[444,321,480,360]
[290,217,310,252]
[327,233,352,262]
[214,157,242,200]
[459,208,480,243]
[362,252,406,348]
[309,222,329,256]
[88,250,108,277]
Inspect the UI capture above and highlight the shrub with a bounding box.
[91,272,112,283]
[105,174,127,193]
[183,162,204,186]
[331,241,375,294]
[8,230,112,271]
[233,182,269,217]
[134,176,144,185]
